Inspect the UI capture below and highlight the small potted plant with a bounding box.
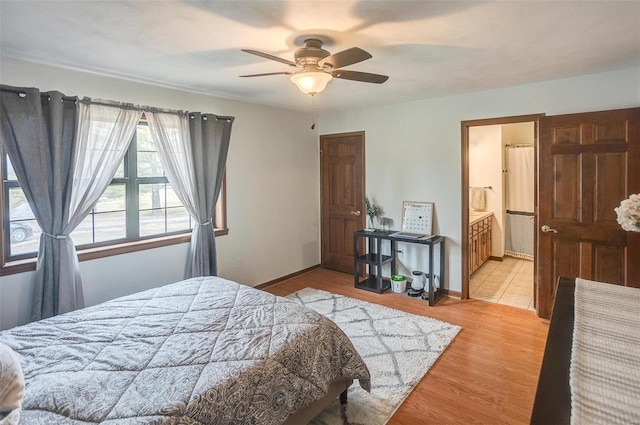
[364,196,383,230]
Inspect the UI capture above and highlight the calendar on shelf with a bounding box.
[400,201,434,236]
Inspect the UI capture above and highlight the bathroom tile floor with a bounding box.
[470,257,535,311]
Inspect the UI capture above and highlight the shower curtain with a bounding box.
[505,145,534,260]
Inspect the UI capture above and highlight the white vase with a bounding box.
[367,216,376,229]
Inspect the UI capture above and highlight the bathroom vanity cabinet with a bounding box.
[469,212,493,274]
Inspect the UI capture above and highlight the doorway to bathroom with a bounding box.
[461,114,543,312]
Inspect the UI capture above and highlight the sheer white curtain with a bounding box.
[144,111,199,219]
[68,103,142,228]
[49,102,141,319]
[145,111,210,277]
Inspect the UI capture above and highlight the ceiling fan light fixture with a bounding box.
[290,71,333,95]
[242,38,388,93]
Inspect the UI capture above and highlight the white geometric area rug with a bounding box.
[286,288,460,425]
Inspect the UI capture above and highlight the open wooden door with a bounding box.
[537,108,640,319]
[320,131,365,273]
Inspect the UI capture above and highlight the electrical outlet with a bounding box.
[234,258,241,269]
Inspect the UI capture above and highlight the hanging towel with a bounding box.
[470,187,486,210]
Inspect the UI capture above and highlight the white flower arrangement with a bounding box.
[614,194,640,232]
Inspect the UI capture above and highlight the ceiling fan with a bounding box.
[240,38,389,95]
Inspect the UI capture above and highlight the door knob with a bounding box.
[351,210,361,216]
[541,225,558,233]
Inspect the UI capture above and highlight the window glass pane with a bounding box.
[71,215,94,246]
[93,211,127,243]
[113,160,125,179]
[71,184,126,245]
[139,209,166,237]
[139,183,165,210]
[137,124,164,178]
[9,218,39,256]
[96,184,126,212]
[8,188,39,256]
[5,155,17,181]
[139,181,166,239]
[139,184,191,237]
[167,206,191,233]
[166,184,183,208]
[72,211,128,245]
[8,189,32,219]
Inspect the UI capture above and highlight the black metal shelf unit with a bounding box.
[353,229,446,306]
[353,230,396,293]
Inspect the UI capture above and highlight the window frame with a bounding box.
[0,123,228,276]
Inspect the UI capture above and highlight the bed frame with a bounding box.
[530,277,575,425]
[282,380,352,424]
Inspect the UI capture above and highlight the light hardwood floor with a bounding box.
[264,268,549,425]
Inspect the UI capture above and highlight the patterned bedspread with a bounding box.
[0,276,370,424]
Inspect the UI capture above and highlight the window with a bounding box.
[1,121,226,269]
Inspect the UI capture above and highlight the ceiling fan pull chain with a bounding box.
[310,95,316,130]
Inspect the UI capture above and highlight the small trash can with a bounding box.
[390,275,407,293]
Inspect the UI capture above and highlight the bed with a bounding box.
[0,276,371,424]
[530,277,640,425]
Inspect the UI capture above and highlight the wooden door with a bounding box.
[320,132,365,273]
[537,108,640,318]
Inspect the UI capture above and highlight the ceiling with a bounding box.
[1,1,639,112]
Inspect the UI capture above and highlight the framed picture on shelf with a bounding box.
[400,201,434,236]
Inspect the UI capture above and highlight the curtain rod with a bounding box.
[0,86,26,95]
[1,86,77,102]
[506,210,534,216]
[505,143,533,148]
[0,86,234,122]
[0,87,138,110]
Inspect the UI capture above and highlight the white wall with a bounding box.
[469,125,504,257]
[319,66,640,293]
[2,59,639,328]
[0,57,319,330]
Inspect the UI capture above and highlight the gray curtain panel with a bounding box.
[0,87,83,320]
[0,87,140,322]
[143,111,233,278]
[187,113,233,277]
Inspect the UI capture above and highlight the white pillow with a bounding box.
[0,342,24,425]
